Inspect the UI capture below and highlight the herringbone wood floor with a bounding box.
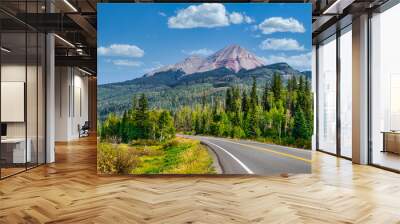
[1,136,400,224]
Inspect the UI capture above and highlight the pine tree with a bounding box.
[158,111,175,141]
[293,107,309,140]
[201,91,207,107]
[250,77,258,111]
[120,111,129,143]
[271,73,282,101]
[286,76,297,113]
[194,115,201,134]
[131,95,138,110]
[232,87,241,113]
[241,90,250,118]
[136,93,149,139]
[225,88,232,112]
[262,81,271,111]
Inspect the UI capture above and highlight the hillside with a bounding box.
[98,45,311,120]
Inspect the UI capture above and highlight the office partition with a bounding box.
[0,1,47,179]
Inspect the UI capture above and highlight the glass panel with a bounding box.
[0,1,46,178]
[38,32,45,165]
[340,27,352,158]
[27,31,38,169]
[1,30,27,177]
[318,35,337,154]
[371,4,400,171]
[26,0,39,169]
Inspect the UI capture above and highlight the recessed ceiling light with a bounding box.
[1,47,11,53]
[63,0,78,12]
[78,67,92,76]
[54,34,75,48]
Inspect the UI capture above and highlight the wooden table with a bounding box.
[1,138,31,164]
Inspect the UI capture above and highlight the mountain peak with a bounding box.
[198,44,265,73]
[144,44,265,77]
[223,44,244,50]
[215,44,249,57]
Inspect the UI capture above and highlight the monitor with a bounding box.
[1,123,7,137]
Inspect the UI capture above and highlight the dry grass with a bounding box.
[98,137,215,175]
[165,143,215,174]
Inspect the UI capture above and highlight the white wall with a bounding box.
[55,67,89,141]
[1,63,46,164]
[1,65,26,139]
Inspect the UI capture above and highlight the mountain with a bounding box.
[196,45,265,73]
[98,45,310,120]
[301,71,312,80]
[144,55,204,77]
[144,44,265,77]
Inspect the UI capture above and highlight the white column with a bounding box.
[352,14,369,164]
[312,45,317,151]
[46,32,55,163]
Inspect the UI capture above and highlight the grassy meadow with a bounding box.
[97,137,216,175]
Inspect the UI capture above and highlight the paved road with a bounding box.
[180,135,311,175]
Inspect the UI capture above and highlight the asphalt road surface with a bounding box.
[180,135,311,175]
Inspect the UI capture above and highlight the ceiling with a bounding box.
[0,0,97,75]
[0,0,392,75]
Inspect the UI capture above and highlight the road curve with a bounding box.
[180,135,311,175]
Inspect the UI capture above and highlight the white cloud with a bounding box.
[259,52,311,71]
[244,15,254,24]
[167,4,254,29]
[98,44,144,57]
[229,12,244,24]
[168,3,229,29]
[229,12,254,24]
[257,17,305,34]
[259,38,305,51]
[158,12,167,17]
[111,60,142,67]
[183,48,214,56]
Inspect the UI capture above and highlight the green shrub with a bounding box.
[131,139,159,146]
[97,143,138,174]
[162,139,181,148]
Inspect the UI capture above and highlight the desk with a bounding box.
[1,138,31,163]
[382,131,400,154]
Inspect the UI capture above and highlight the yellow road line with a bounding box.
[206,137,312,164]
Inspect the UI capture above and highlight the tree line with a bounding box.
[174,74,313,148]
[99,74,313,148]
[99,94,175,143]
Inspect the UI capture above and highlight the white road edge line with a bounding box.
[204,140,254,174]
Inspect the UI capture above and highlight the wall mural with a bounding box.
[97,3,312,175]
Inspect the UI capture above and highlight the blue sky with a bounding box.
[98,3,311,84]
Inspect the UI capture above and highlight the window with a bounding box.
[370,3,400,171]
[318,35,337,154]
[340,26,352,158]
